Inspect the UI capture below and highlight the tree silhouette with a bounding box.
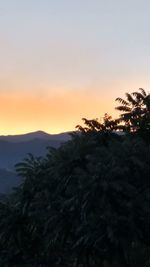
[76,113,119,134]
[0,89,150,266]
[115,88,150,134]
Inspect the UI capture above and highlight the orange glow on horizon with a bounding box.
[0,89,118,135]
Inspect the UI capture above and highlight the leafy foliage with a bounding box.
[115,88,150,134]
[76,113,119,133]
[0,89,150,266]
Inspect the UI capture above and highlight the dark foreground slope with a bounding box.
[0,169,20,194]
[1,132,150,266]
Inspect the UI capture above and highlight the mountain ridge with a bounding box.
[0,130,71,143]
[0,130,71,193]
[0,131,71,170]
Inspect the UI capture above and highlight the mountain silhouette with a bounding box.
[0,131,71,169]
[0,130,71,143]
[0,131,71,193]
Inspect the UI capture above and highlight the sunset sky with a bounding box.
[1,0,150,134]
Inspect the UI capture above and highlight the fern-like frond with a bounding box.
[125,93,137,105]
[115,97,129,106]
[132,92,145,101]
[115,106,131,112]
[139,88,147,97]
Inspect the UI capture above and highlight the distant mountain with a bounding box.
[0,130,71,143]
[0,131,71,169]
[0,131,71,193]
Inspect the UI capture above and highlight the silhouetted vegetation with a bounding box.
[0,88,150,266]
[115,88,150,135]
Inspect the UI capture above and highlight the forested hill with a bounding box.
[0,168,20,194]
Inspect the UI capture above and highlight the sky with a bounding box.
[0,0,150,134]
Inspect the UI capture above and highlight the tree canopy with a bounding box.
[115,88,150,134]
[0,89,150,266]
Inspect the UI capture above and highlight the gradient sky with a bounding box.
[0,0,150,134]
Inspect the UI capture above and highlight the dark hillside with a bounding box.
[0,131,71,169]
[0,169,20,194]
